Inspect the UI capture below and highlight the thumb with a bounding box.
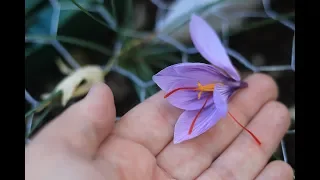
[28,82,116,156]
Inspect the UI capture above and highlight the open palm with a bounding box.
[25,73,293,180]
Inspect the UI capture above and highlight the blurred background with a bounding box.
[25,0,295,175]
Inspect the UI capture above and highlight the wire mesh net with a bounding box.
[25,0,295,171]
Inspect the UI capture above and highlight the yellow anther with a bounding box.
[197,91,202,99]
[196,82,215,99]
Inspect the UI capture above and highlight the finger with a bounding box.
[110,91,183,155]
[255,161,294,180]
[197,101,291,180]
[156,73,278,179]
[28,83,116,157]
[93,135,173,180]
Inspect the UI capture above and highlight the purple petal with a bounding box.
[189,14,241,81]
[173,86,229,144]
[166,82,214,111]
[214,83,236,103]
[152,63,228,110]
[152,63,227,91]
[213,84,229,115]
[173,107,225,144]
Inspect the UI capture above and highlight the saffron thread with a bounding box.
[164,83,216,99]
[164,87,196,98]
[164,85,258,144]
[188,95,212,135]
[228,112,261,146]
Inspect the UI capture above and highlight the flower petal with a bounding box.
[166,84,214,111]
[173,84,231,144]
[152,63,229,110]
[173,107,224,144]
[189,14,241,81]
[214,83,236,104]
[152,62,227,91]
[44,65,105,106]
[173,107,225,144]
[213,84,229,116]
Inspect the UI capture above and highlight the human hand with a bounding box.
[25,73,293,180]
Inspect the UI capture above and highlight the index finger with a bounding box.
[111,91,183,155]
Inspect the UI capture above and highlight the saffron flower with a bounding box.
[152,14,261,145]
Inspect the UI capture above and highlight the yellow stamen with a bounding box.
[163,82,222,100]
[197,91,203,99]
[196,82,215,99]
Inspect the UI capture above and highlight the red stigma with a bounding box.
[164,87,196,98]
[188,95,212,135]
[228,112,261,146]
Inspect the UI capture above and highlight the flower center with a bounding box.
[163,82,216,99]
[162,81,261,146]
[195,82,215,100]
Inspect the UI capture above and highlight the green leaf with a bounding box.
[70,0,117,30]
[149,61,170,69]
[117,0,133,41]
[136,62,154,81]
[226,12,295,37]
[163,0,226,35]
[110,0,117,24]
[25,35,112,56]
[126,66,141,97]
[123,0,133,29]
[70,0,153,39]
[143,53,180,70]
[125,65,157,100]
[26,105,53,138]
[135,46,179,58]
[25,90,62,119]
[148,54,179,63]
[146,85,158,98]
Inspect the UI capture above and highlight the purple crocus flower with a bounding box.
[152,14,261,145]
